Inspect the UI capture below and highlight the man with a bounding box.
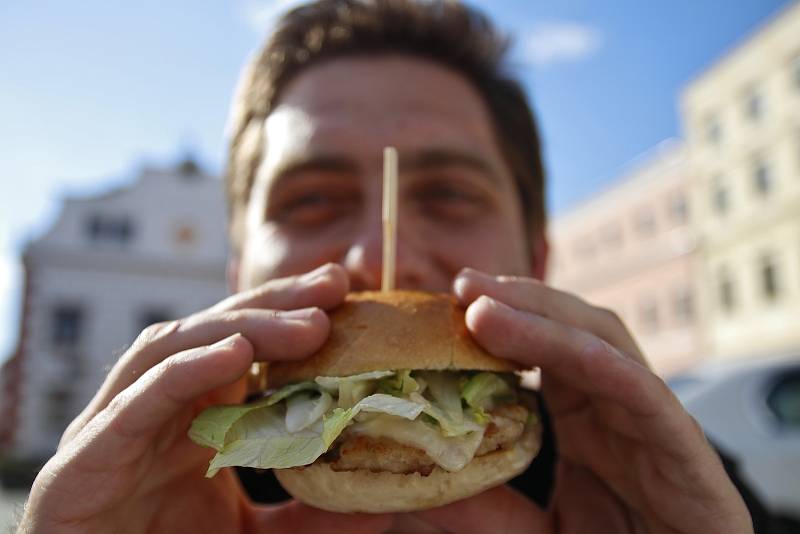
[19,1,754,532]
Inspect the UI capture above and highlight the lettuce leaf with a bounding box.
[206,407,327,476]
[285,391,333,433]
[188,398,275,451]
[188,381,319,450]
[378,369,420,396]
[460,372,513,411]
[266,381,320,405]
[314,370,395,393]
[193,392,426,477]
[409,392,482,437]
[315,371,395,408]
[420,371,463,424]
[189,370,510,477]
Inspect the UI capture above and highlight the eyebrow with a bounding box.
[402,148,501,185]
[272,154,360,183]
[270,147,501,186]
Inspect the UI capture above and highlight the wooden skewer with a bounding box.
[382,147,398,292]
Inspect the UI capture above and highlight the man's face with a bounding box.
[237,55,538,292]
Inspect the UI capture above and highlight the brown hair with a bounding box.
[226,0,546,249]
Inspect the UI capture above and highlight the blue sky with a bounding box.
[0,0,792,360]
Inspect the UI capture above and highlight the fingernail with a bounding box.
[474,295,515,315]
[280,307,320,320]
[456,267,479,279]
[452,275,469,299]
[466,295,494,330]
[475,294,497,308]
[211,333,242,349]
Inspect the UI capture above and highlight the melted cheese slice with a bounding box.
[348,415,486,472]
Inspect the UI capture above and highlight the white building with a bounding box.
[0,160,229,460]
[548,141,701,376]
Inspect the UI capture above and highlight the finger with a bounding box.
[253,500,394,534]
[466,296,708,458]
[75,263,344,438]
[453,267,645,365]
[130,306,329,367]
[466,295,655,411]
[413,485,549,534]
[111,333,253,431]
[210,262,349,313]
[52,334,253,507]
[63,308,328,447]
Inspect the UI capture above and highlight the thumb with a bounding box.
[413,484,550,534]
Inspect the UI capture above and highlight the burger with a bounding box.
[189,290,541,513]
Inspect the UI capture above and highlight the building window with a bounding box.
[718,267,736,313]
[637,298,660,333]
[744,88,764,122]
[759,254,780,301]
[669,193,689,225]
[673,287,694,325]
[705,115,722,145]
[86,214,135,244]
[52,305,84,347]
[712,178,729,215]
[633,209,656,238]
[753,158,771,196]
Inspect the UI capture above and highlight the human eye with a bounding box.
[411,179,491,222]
[269,186,359,229]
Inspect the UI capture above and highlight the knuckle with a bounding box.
[645,372,675,404]
[133,319,182,348]
[104,388,131,418]
[213,308,256,326]
[156,353,182,379]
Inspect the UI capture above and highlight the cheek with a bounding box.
[239,225,347,289]
[422,217,530,277]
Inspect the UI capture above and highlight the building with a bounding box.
[548,141,701,376]
[0,160,229,462]
[681,2,800,361]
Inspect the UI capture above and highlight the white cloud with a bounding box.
[242,0,308,34]
[520,21,603,67]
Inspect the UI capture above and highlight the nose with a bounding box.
[342,212,428,292]
[341,224,382,291]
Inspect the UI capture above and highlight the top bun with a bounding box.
[264,290,521,388]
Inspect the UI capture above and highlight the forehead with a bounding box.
[262,54,504,170]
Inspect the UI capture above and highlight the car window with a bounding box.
[766,369,800,430]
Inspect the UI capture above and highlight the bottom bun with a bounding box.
[274,421,541,513]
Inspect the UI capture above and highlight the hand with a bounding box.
[19,264,392,534]
[412,268,753,534]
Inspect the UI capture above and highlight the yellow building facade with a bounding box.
[681,2,800,360]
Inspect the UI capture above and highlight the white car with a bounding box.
[669,355,800,529]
